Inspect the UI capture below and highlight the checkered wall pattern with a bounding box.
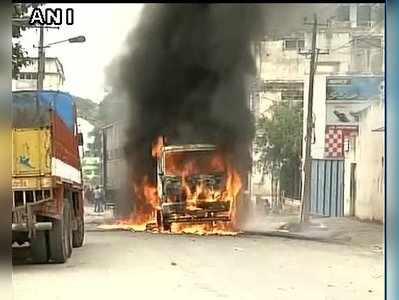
[325,127,343,158]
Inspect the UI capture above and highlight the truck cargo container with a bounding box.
[101,121,128,210]
[12,90,85,263]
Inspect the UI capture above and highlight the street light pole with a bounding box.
[12,19,57,90]
[37,25,45,91]
[35,29,85,91]
[13,18,84,90]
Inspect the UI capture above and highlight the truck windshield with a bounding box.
[164,150,226,176]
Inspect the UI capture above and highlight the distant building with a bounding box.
[101,121,128,206]
[301,3,384,160]
[251,3,385,217]
[12,57,65,91]
[82,156,101,186]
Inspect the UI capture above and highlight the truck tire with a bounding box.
[66,202,73,257]
[158,210,171,232]
[72,215,84,248]
[156,210,162,230]
[30,231,48,263]
[163,222,171,232]
[48,201,73,263]
[162,215,171,232]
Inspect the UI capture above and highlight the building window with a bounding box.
[297,39,305,49]
[264,81,304,101]
[372,5,384,23]
[357,5,371,27]
[354,36,382,49]
[284,39,305,51]
[19,72,38,80]
[351,36,383,73]
[337,5,350,22]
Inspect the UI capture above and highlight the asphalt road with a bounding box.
[13,230,383,300]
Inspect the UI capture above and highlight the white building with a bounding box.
[252,3,385,219]
[12,57,65,91]
[343,90,384,222]
[302,3,384,160]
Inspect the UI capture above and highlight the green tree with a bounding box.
[12,4,40,79]
[254,102,303,200]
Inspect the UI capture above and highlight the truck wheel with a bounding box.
[72,215,84,248]
[48,201,73,263]
[159,211,171,232]
[66,202,73,257]
[162,220,171,232]
[30,231,48,263]
[156,210,162,230]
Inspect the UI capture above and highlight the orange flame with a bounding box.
[226,166,242,227]
[152,136,164,158]
[117,176,158,227]
[117,136,244,235]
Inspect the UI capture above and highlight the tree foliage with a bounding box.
[12,3,41,79]
[254,102,303,196]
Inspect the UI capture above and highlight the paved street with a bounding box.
[13,229,383,300]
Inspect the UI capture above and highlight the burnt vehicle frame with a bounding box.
[155,144,232,231]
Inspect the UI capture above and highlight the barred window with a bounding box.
[19,72,38,80]
[284,39,305,51]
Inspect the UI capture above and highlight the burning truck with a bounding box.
[107,134,244,233]
[151,139,242,231]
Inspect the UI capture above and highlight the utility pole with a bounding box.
[299,14,329,222]
[35,28,85,90]
[13,19,83,91]
[12,18,59,90]
[37,26,45,90]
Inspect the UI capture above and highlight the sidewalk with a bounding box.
[242,213,383,251]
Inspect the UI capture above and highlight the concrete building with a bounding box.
[251,3,385,219]
[343,92,384,222]
[101,121,128,206]
[302,3,384,160]
[302,4,384,220]
[12,57,65,91]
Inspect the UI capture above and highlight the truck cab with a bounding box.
[156,144,232,231]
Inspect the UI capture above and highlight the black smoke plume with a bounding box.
[114,4,265,216]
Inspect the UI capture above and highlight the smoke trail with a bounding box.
[113,4,265,217]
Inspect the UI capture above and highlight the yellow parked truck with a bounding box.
[12,90,84,263]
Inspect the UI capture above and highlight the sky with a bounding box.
[19,4,144,103]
